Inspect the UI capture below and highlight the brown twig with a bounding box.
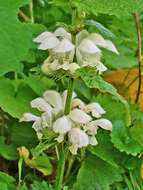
[134,13,142,103]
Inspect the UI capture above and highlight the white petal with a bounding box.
[69,63,80,74]
[89,136,98,146]
[53,39,75,53]
[19,113,39,122]
[57,63,69,71]
[30,97,53,114]
[33,31,54,43]
[87,103,106,115]
[56,134,65,143]
[69,145,78,155]
[41,112,52,128]
[68,128,89,148]
[92,119,112,131]
[37,131,43,139]
[96,61,107,74]
[76,30,89,46]
[43,90,63,110]
[83,122,98,135]
[54,27,72,41]
[83,105,101,118]
[41,63,51,75]
[71,98,85,109]
[78,39,101,54]
[32,118,42,131]
[104,40,119,54]
[53,116,72,134]
[38,37,60,50]
[87,33,107,47]
[69,108,92,124]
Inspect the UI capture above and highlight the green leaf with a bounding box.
[0,0,46,76]
[32,181,53,190]
[130,125,143,149]
[10,122,37,148]
[21,73,56,96]
[86,20,115,38]
[111,120,142,156]
[0,172,16,190]
[92,94,126,122]
[0,77,38,119]
[103,51,138,69]
[73,0,143,17]
[78,68,131,126]
[0,136,18,160]
[88,130,119,167]
[74,79,91,101]
[73,154,123,190]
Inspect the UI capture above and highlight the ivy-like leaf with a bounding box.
[72,0,143,17]
[0,77,39,119]
[0,0,46,76]
[86,20,115,38]
[0,171,16,190]
[73,154,123,190]
[78,68,131,126]
[10,122,37,148]
[32,181,53,190]
[0,136,18,160]
[88,130,120,167]
[21,73,56,96]
[111,120,142,156]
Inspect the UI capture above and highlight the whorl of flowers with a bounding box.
[20,90,112,155]
[33,27,119,76]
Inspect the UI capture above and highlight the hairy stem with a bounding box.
[64,77,74,115]
[30,0,34,24]
[55,146,67,190]
[134,13,142,103]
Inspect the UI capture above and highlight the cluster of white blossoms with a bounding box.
[20,90,112,155]
[33,27,119,75]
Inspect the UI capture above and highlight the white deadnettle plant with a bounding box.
[20,90,112,155]
[33,27,119,75]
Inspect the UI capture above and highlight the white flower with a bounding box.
[53,116,72,134]
[83,102,105,118]
[89,136,98,146]
[68,128,89,154]
[54,27,72,41]
[69,108,92,124]
[20,89,113,154]
[91,119,112,131]
[34,28,119,75]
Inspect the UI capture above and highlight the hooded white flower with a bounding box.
[20,89,113,155]
[83,102,106,118]
[69,108,92,124]
[68,128,89,154]
[34,28,119,75]
[53,116,72,134]
[91,118,112,131]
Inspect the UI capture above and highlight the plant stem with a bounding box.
[30,0,34,24]
[134,13,142,103]
[64,77,74,115]
[55,146,67,190]
[65,155,75,180]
